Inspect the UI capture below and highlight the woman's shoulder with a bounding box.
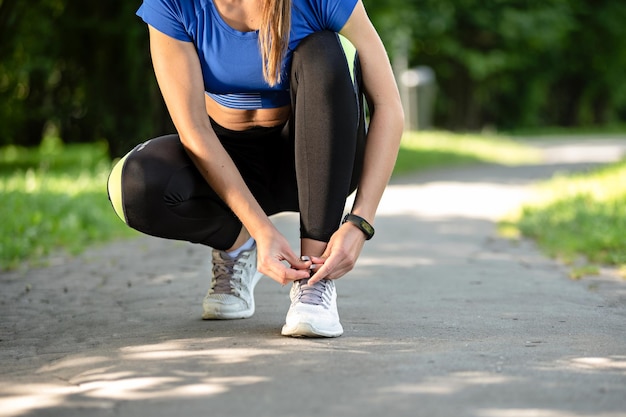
[138,0,209,18]
[292,0,358,32]
[293,0,358,12]
[137,0,212,40]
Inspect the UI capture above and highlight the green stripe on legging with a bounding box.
[107,153,129,223]
[338,34,357,85]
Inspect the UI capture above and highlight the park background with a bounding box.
[2,0,626,152]
[1,0,626,273]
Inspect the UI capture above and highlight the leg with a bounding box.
[282,32,366,338]
[107,124,289,251]
[107,134,243,250]
[107,127,286,320]
[290,31,366,247]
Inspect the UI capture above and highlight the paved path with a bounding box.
[2,136,626,417]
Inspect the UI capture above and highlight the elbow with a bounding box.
[386,98,405,137]
[368,97,405,135]
[396,100,405,134]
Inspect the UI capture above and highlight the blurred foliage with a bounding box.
[365,0,626,130]
[0,0,625,154]
[0,0,173,156]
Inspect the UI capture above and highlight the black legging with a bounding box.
[107,31,366,250]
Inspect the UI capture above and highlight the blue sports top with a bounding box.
[137,0,358,109]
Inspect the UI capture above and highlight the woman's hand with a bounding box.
[306,223,366,284]
[255,228,312,285]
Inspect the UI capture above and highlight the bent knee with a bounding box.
[107,152,131,223]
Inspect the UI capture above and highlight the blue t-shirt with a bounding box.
[137,0,358,109]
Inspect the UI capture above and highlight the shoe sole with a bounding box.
[281,322,343,338]
[202,270,263,320]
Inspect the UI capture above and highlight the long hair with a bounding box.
[258,0,292,87]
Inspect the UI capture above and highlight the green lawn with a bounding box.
[500,159,626,278]
[393,130,541,175]
[0,137,137,270]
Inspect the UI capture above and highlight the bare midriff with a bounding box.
[205,93,291,131]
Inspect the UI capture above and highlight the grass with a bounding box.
[0,136,137,270]
[500,159,626,278]
[505,123,626,137]
[393,130,541,175]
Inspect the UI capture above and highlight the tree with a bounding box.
[1,0,624,147]
[0,0,172,155]
[0,0,62,146]
[365,0,626,130]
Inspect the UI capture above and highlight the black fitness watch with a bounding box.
[342,213,375,240]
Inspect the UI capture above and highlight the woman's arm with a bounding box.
[341,0,404,223]
[309,1,404,283]
[147,26,310,283]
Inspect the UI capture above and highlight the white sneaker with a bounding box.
[202,244,263,320]
[281,278,343,337]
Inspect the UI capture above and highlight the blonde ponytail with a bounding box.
[258,0,292,86]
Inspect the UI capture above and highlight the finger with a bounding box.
[283,267,311,281]
[266,261,310,284]
[288,254,312,271]
[308,260,335,284]
[308,255,327,265]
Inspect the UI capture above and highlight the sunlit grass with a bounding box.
[394,130,541,175]
[0,137,137,270]
[500,159,626,278]
[506,123,626,137]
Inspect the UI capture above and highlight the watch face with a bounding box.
[343,214,374,239]
[360,220,374,236]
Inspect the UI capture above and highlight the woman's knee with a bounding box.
[107,135,183,226]
[107,151,131,224]
[292,31,359,89]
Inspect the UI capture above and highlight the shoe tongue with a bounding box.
[298,279,326,305]
[218,251,233,260]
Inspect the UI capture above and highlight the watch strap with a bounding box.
[342,213,375,240]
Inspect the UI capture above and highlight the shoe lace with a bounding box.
[296,279,329,306]
[211,252,249,295]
